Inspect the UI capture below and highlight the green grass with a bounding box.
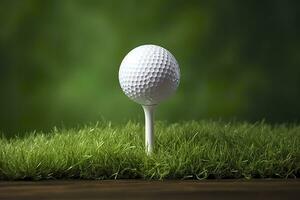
[0,120,300,180]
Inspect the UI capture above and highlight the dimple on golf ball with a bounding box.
[119,44,180,105]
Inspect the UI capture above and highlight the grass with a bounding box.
[0,120,300,180]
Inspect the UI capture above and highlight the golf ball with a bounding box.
[119,44,180,105]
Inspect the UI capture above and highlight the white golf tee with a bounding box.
[142,105,155,155]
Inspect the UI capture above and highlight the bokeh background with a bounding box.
[1,0,299,135]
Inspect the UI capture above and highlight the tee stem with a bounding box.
[142,105,156,155]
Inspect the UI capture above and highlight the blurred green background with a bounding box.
[0,0,299,135]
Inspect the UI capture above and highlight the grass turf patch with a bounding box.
[0,121,299,180]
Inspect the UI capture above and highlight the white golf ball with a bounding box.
[119,44,180,105]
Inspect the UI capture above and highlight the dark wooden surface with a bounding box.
[0,180,299,200]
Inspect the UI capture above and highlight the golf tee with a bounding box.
[142,105,155,155]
